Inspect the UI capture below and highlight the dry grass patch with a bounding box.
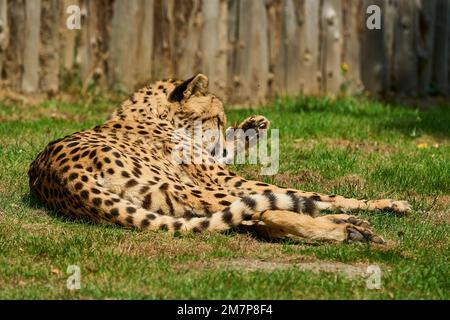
[110,232,284,259]
[176,256,379,279]
[294,138,398,155]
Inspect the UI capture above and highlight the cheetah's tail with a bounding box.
[68,177,316,233]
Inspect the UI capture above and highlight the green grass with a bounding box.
[0,96,449,299]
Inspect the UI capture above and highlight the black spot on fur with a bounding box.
[263,191,277,209]
[125,179,138,188]
[125,216,134,225]
[287,192,300,212]
[222,208,233,226]
[68,173,78,181]
[200,220,210,230]
[160,183,169,190]
[141,219,150,228]
[126,206,136,214]
[67,142,79,148]
[242,197,256,210]
[173,221,183,231]
[219,200,232,206]
[69,147,80,155]
[105,200,114,207]
[92,198,102,206]
[303,198,316,215]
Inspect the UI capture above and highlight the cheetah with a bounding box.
[28,74,411,243]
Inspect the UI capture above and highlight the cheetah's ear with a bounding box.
[168,73,209,103]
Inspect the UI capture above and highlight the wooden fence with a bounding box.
[0,0,449,104]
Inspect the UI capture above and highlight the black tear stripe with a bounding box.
[263,191,278,210]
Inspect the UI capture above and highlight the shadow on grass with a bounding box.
[20,193,107,228]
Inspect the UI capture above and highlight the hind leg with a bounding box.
[311,195,411,214]
[250,210,384,243]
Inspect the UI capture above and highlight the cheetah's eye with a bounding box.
[159,111,168,120]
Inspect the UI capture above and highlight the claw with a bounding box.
[346,225,384,244]
[371,235,385,244]
[391,200,412,214]
[347,227,366,242]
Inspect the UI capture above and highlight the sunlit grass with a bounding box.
[0,96,448,299]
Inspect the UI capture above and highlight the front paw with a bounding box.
[346,225,385,244]
[369,199,412,215]
[238,115,270,131]
[390,200,412,214]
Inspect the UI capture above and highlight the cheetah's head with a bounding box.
[168,73,227,133]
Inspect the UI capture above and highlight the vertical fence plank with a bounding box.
[4,0,24,90]
[432,0,450,95]
[40,0,61,94]
[383,0,397,93]
[110,0,140,90]
[300,0,321,94]
[226,0,239,99]
[0,0,9,81]
[232,0,269,103]
[320,0,343,95]
[284,0,302,96]
[78,0,105,89]
[110,0,153,90]
[60,0,79,73]
[361,0,385,95]
[266,0,283,97]
[342,0,363,93]
[173,0,202,79]
[392,0,418,94]
[135,0,154,86]
[152,0,175,79]
[22,0,41,93]
[202,0,228,98]
[417,0,436,95]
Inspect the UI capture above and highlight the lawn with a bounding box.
[0,95,448,299]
